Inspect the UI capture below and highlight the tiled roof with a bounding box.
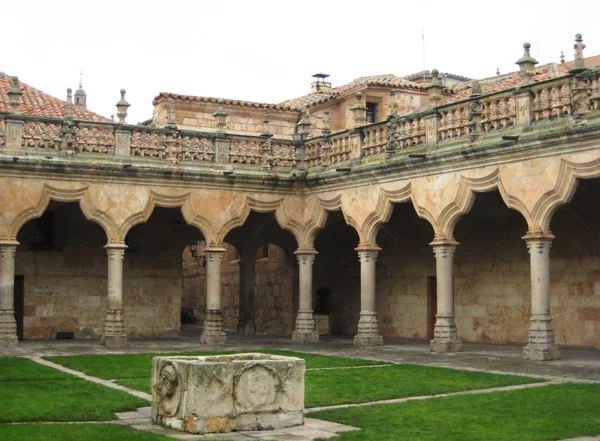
[563,55,600,69]
[440,63,572,105]
[153,92,300,112]
[280,74,425,109]
[0,72,111,122]
[403,70,471,81]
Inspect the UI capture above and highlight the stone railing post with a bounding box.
[354,245,383,347]
[522,234,561,360]
[201,248,227,345]
[422,110,441,147]
[115,128,131,157]
[429,240,462,352]
[213,99,230,164]
[102,243,128,348]
[514,87,535,125]
[0,241,19,347]
[4,76,24,152]
[292,249,319,342]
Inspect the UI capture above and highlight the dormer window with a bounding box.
[366,102,377,123]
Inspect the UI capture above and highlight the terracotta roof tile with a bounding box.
[153,92,300,112]
[440,63,572,105]
[0,72,111,122]
[279,74,425,109]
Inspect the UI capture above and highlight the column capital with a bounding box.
[204,247,226,254]
[430,240,458,258]
[522,232,555,242]
[522,233,554,253]
[294,248,318,256]
[355,245,380,263]
[0,240,20,248]
[104,243,128,251]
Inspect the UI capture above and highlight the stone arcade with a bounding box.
[1,36,600,361]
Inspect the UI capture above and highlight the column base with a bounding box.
[292,310,319,343]
[429,314,461,353]
[0,309,18,347]
[429,338,462,353]
[102,308,127,348]
[522,343,561,361]
[201,310,226,345]
[101,336,128,349]
[354,311,383,347]
[292,330,319,343]
[522,315,561,360]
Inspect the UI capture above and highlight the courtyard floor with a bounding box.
[1,327,599,440]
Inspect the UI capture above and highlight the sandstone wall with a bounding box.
[15,204,197,339]
[182,244,295,334]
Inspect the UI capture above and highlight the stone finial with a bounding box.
[167,99,176,127]
[560,51,565,64]
[212,99,228,132]
[350,92,367,127]
[262,107,270,135]
[425,68,443,107]
[387,90,398,118]
[496,68,500,76]
[296,109,311,136]
[573,34,586,70]
[64,88,74,120]
[322,110,331,136]
[116,89,130,124]
[7,76,22,113]
[515,42,538,75]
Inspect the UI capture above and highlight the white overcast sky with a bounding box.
[3,0,599,124]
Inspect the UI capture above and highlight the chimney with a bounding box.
[311,73,331,93]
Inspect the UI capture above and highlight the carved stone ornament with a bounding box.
[153,362,181,417]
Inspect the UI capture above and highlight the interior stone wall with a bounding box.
[15,204,198,339]
[316,188,600,349]
[182,243,295,334]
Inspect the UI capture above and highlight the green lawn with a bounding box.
[0,424,174,441]
[311,383,600,441]
[3,351,599,441]
[0,358,149,423]
[45,349,388,380]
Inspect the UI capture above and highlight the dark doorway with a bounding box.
[428,276,437,340]
[14,276,24,340]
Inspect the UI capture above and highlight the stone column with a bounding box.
[201,248,227,345]
[522,235,561,360]
[292,250,319,342]
[429,241,462,352]
[102,243,128,348]
[0,241,19,347]
[354,246,383,347]
[237,249,256,336]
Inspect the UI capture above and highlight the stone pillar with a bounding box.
[0,241,19,347]
[429,241,462,352]
[354,246,383,347]
[237,250,256,336]
[292,250,319,343]
[522,235,561,360]
[102,244,128,348]
[201,248,227,345]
